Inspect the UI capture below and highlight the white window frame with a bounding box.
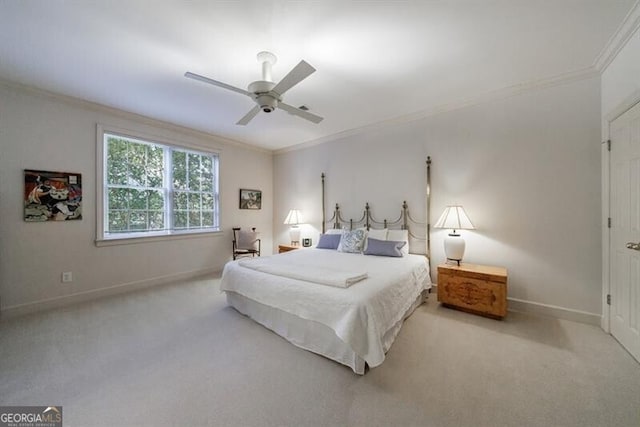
[96,125,221,246]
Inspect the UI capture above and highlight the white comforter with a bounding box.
[220,249,430,368]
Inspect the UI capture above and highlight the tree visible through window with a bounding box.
[103,133,219,238]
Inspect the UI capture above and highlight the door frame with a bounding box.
[602,89,640,333]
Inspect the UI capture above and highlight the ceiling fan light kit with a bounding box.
[185,51,323,126]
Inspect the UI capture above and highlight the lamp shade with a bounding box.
[433,206,475,231]
[283,209,303,225]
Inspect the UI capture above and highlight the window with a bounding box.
[98,130,219,242]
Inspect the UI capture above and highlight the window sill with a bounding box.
[95,229,223,247]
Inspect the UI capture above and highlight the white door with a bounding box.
[610,100,640,362]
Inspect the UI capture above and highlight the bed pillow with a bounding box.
[387,229,409,255]
[325,228,343,235]
[364,238,406,257]
[338,229,366,253]
[316,233,341,250]
[364,228,388,251]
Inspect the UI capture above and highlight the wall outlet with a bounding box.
[61,272,73,283]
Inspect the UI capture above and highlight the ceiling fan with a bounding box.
[185,51,323,126]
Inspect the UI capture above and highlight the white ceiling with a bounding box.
[0,1,636,151]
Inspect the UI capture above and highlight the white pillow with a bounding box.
[387,229,409,255]
[325,228,343,235]
[364,228,388,251]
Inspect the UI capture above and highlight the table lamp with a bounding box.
[284,209,303,245]
[434,205,475,265]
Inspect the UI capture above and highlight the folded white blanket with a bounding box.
[238,258,368,288]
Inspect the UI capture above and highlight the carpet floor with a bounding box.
[1,275,639,427]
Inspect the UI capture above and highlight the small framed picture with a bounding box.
[239,189,262,210]
[302,238,312,247]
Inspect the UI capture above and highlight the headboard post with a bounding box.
[402,201,408,230]
[334,203,340,230]
[365,203,370,230]
[321,173,326,234]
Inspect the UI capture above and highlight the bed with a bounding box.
[220,158,434,374]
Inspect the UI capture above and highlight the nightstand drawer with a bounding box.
[438,264,508,319]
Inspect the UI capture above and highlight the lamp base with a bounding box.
[289,227,301,246]
[444,233,465,265]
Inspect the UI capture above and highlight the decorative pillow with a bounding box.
[364,228,388,251]
[364,238,406,257]
[237,231,259,250]
[387,229,409,255]
[316,233,341,250]
[338,229,366,253]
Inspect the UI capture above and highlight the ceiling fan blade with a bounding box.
[185,71,252,97]
[271,60,316,97]
[278,102,324,124]
[236,105,261,126]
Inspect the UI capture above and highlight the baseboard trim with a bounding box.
[429,285,602,326]
[0,267,220,319]
[506,298,601,325]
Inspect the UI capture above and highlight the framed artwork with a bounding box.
[239,189,262,210]
[24,169,82,222]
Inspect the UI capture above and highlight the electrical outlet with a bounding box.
[61,272,73,283]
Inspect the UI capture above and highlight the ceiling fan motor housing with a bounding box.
[249,80,278,112]
[257,94,277,112]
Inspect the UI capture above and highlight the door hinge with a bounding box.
[607,294,611,305]
[608,217,612,228]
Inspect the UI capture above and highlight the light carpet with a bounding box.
[0,275,639,427]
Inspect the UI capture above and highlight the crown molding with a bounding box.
[0,78,273,155]
[275,66,599,155]
[594,0,640,72]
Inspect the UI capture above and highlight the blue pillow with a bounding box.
[316,233,341,250]
[364,238,406,257]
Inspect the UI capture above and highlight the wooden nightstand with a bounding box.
[278,244,299,254]
[437,263,508,319]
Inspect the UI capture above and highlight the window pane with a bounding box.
[129,189,147,210]
[147,146,164,188]
[201,172,213,192]
[108,211,128,232]
[202,211,213,227]
[130,211,147,231]
[107,138,128,185]
[188,211,201,228]
[128,143,147,187]
[148,211,164,230]
[188,154,201,191]
[201,193,214,210]
[188,193,200,211]
[173,151,187,190]
[108,188,128,210]
[173,211,187,229]
[173,191,188,210]
[148,190,164,210]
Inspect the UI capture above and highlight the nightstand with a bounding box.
[278,244,299,254]
[437,263,508,319]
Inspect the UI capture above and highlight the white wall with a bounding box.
[602,26,640,119]
[274,76,602,318]
[0,83,273,314]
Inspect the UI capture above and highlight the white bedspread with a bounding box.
[220,249,431,368]
[238,256,368,288]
